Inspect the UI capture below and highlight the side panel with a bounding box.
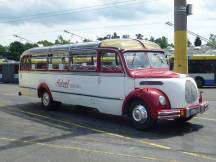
[19,71,131,115]
[95,73,125,115]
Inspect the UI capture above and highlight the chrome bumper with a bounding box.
[158,102,208,119]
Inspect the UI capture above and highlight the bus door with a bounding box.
[96,49,125,115]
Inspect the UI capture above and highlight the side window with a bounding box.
[100,51,123,73]
[20,56,31,70]
[48,51,70,70]
[51,56,62,70]
[69,55,97,71]
[31,56,47,70]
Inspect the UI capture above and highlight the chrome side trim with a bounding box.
[20,86,124,101]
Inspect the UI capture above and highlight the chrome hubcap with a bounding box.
[132,105,148,123]
[42,92,50,106]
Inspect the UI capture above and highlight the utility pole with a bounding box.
[174,0,191,74]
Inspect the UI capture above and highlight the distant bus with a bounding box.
[170,55,216,87]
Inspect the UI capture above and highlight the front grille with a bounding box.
[185,80,198,104]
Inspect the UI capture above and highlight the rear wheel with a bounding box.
[41,91,61,110]
[129,100,156,130]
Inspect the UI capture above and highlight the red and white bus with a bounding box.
[19,39,208,130]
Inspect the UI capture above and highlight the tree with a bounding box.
[149,36,155,42]
[207,34,216,47]
[122,35,130,39]
[55,35,71,45]
[135,33,144,40]
[194,36,202,46]
[0,45,6,53]
[8,41,25,60]
[83,38,92,42]
[111,32,120,39]
[0,45,7,59]
[37,40,54,47]
[24,43,38,51]
[154,36,168,49]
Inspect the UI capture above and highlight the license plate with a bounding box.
[190,108,201,116]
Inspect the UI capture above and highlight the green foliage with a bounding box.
[24,43,38,50]
[155,36,168,49]
[122,35,130,39]
[83,38,92,42]
[0,45,6,53]
[55,35,71,45]
[0,45,7,59]
[97,32,120,41]
[135,33,144,40]
[148,36,168,49]
[111,32,120,39]
[37,40,54,47]
[194,36,202,46]
[8,41,25,61]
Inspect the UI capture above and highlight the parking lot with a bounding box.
[0,84,215,162]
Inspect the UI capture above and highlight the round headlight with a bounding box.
[159,96,166,105]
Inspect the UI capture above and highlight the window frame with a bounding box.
[97,49,124,73]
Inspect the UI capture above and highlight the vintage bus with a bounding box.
[19,39,208,130]
[170,55,216,87]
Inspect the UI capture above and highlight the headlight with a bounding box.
[159,96,166,105]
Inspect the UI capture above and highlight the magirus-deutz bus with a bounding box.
[19,39,208,130]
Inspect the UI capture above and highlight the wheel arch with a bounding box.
[37,83,53,100]
[122,88,171,119]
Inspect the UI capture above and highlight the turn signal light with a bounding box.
[180,110,186,117]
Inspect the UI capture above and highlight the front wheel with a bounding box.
[129,100,156,130]
[41,91,60,110]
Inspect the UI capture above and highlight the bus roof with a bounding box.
[21,39,162,58]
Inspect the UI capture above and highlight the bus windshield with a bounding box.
[124,52,168,70]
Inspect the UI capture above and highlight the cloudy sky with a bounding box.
[0,0,215,45]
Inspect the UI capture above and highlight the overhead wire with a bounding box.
[0,21,165,38]
[0,0,160,23]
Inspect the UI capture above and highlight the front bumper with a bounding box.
[158,102,208,119]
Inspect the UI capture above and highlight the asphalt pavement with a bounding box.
[0,83,215,162]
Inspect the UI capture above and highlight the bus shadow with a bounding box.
[0,103,204,142]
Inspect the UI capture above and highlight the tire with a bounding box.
[41,91,61,110]
[128,100,156,130]
[174,116,193,123]
[195,77,204,88]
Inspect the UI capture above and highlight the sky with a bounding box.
[0,0,215,46]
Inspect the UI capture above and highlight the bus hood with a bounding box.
[129,68,181,78]
[134,77,199,109]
